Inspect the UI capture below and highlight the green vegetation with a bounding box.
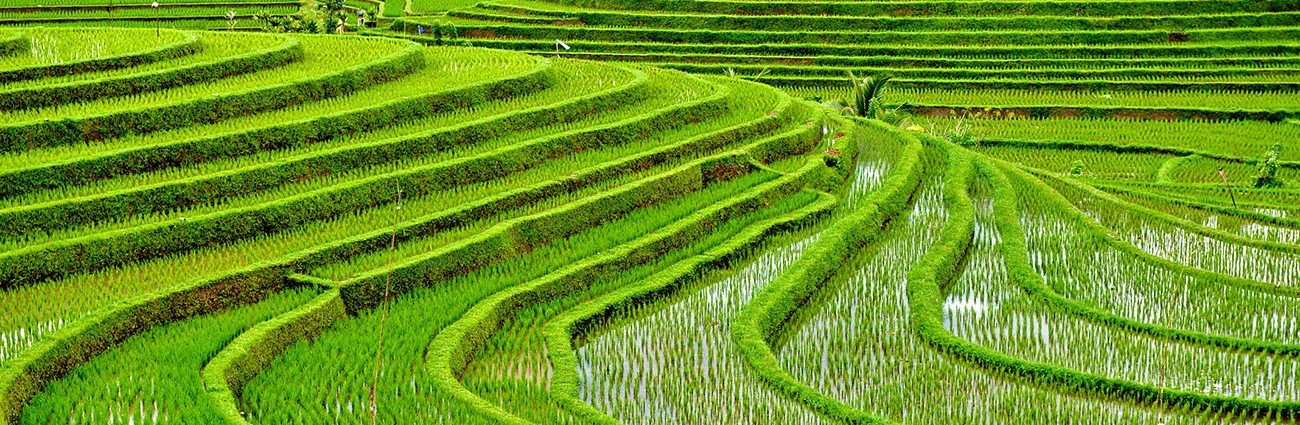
[1,0,1300,423]
[21,287,317,424]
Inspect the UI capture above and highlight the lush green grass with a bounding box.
[20,287,318,424]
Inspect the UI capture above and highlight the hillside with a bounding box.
[0,3,1299,424]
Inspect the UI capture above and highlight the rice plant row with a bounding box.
[3,4,1300,422]
[240,169,792,423]
[419,0,1300,422]
[391,1,1300,96]
[0,27,195,75]
[0,55,683,362]
[0,54,597,367]
[0,45,549,186]
[790,86,1300,110]
[916,115,1300,161]
[0,27,872,425]
[573,127,904,425]
[0,5,294,21]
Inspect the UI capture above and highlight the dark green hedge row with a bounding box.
[0,15,276,24]
[0,37,426,154]
[0,71,721,289]
[658,62,1299,82]
[0,34,27,58]
[451,9,579,26]
[452,37,1300,60]
[429,22,1300,48]
[532,51,1300,72]
[545,0,1300,18]
[732,120,925,424]
[0,53,555,200]
[202,290,345,424]
[923,156,1300,418]
[0,60,567,237]
[977,138,1300,169]
[0,265,289,424]
[762,75,1300,92]
[0,36,303,111]
[0,31,200,84]
[460,6,1300,33]
[911,105,1299,123]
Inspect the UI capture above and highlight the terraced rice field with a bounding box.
[0,0,1298,423]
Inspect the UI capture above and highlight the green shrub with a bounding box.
[1253,142,1284,188]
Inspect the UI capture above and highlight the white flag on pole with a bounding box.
[556,39,571,50]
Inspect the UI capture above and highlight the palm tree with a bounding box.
[845,71,892,118]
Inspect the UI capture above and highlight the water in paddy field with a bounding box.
[951,183,1299,405]
[0,317,69,369]
[1047,179,1300,290]
[776,171,1289,424]
[576,236,822,424]
[572,130,899,424]
[1021,205,1300,346]
[1112,189,1300,247]
[776,167,950,419]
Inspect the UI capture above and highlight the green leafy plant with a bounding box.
[842,71,890,118]
[253,9,272,30]
[945,114,977,147]
[1068,160,1085,176]
[1252,142,1283,188]
[224,10,239,30]
[318,0,347,33]
[425,21,462,45]
[836,71,910,126]
[260,0,345,34]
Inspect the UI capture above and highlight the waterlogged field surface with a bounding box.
[577,235,823,424]
[574,125,900,424]
[1,1,1300,423]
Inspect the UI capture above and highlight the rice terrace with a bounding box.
[0,0,1299,422]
